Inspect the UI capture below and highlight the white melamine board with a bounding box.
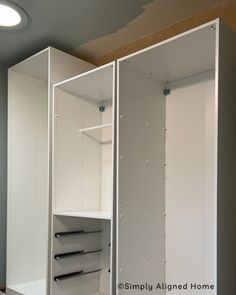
[7,71,48,286]
[11,47,94,85]
[54,211,112,220]
[57,65,113,102]
[124,23,216,83]
[217,22,236,294]
[53,88,101,212]
[165,71,216,294]
[49,47,94,85]
[12,49,49,82]
[101,106,113,212]
[117,63,166,293]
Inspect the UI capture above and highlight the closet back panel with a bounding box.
[117,63,166,291]
[165,71,216,292]
[8,70,48,286]
[53,88,113,213]
[54,89,101,212]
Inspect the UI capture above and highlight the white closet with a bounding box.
[8,18,236,295]
[7,47,93,295]
[51,63,115,295]
[117,19,236,294]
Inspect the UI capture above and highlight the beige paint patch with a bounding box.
[73,0,223,64]
[94,0,236,65]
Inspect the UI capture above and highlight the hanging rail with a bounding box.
[79,123,112,133]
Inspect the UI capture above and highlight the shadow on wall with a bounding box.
[0,0,154,66]
[0,64,7,288]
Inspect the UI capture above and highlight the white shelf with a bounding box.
[9,279,46,295]
[54,211,112,220]
[79,123,112,133]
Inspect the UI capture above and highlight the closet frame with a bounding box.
[7,47,94,295]
[116,18,236,295]
[51,62,116,295]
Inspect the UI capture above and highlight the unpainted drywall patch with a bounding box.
[73,0,226,64]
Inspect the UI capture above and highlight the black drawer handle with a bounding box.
[54,268,102,282]
[55,230,102,238]
[54,249,102,260]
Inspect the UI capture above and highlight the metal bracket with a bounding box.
[163,88,171,96]
[99,105,105,112]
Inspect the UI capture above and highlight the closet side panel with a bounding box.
[217,23,236,295]
[101,105,113,213]
[165,72,216,294]
[53,89,101,212]
[7,71,48,286]
[117,63,166,294]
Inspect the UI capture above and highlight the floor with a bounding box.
[9,280,46,295]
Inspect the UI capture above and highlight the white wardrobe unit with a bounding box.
[52,63,115,295]
[7,47,94,295]
[117,19,236,294]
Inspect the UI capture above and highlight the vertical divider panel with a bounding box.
[112,62,117,295]
[117,62,166,294]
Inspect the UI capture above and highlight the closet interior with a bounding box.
[117,21,218,295]
[52,63,115,295]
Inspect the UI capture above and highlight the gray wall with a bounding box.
[0,64,7,287]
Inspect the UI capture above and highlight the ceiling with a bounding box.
[0,0,153,66]
[0,0,235,67]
